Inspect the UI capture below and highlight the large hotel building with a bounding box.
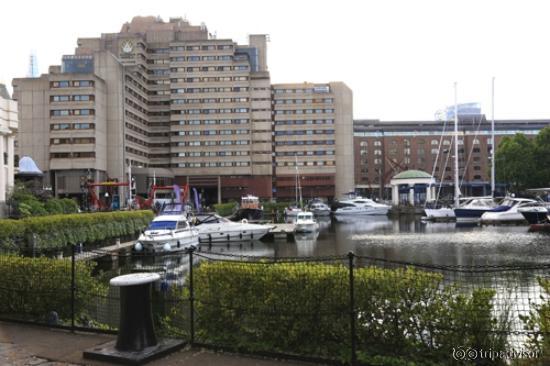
[13,16,354,206]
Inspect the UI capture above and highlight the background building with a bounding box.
[0,84,18,217]
[353,117,550,200]
[13,16,354,206]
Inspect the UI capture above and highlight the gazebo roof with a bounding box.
[392,170,433,180]
[17,156,43,176]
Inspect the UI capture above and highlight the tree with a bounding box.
[495,133,537,193]
[534,126,550,187]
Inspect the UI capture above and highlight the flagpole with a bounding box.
[491,77,496,197]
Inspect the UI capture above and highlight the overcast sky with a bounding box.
[2,0,550,121]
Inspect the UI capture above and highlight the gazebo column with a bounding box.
[408,184,414,205]
[392,184,399,206]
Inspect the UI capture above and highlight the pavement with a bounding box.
[0,321,314,366]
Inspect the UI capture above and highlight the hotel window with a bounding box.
[374,140,382,146]
[443,140,451,145]
[431,148,439,154]
[404,148,411,155]
[374,149,382,156]
[474,175,482,180]
[360,141,368,147]
[374,158,382,165]
[431,139,439,145]
[473,138,480,144]
[404,157,411,164]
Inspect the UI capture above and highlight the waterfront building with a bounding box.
[354,117,550,200]
[0,84,18,217]
[13,16,353,206]
[272,83,354,201]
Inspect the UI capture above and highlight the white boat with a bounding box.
[285,154,305,218]
[284,206,304,217]
[294,212,319,233]
[453,197,497,222]
[307,201,331,216]
[518,203,550,224]
[193,213,274,243]
[424,207,455,221]
[333,197,390,216]
[134,204,199,253]
[481,197,537,224]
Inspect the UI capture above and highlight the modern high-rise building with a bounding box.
[13,16,354,206]
[0,84,18,217]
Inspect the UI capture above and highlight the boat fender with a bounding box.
[134,242,143,252]
[242,219,248,224]
[227,234,230,241]
[208,234,212,243]
[250,233,253,239]
[163,243,171,252]
[239,233,243,239]
[177,241,181,248]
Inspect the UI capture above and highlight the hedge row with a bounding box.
[181,262,507,365]
[0,255,107,322]
[0,210,154,252]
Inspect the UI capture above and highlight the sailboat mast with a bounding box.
[295,154,299,206]
[454,82,460,208]
[491,77,496,197]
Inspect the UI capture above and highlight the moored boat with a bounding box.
[294,212,319,233]
[453,197,497,222]
[480,197,537,224]
[194,213,274,243]
[333,197,390,216]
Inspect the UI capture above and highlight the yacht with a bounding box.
[307,201,331,216]
[481,197,537,224]
[453,197,497,222]
[193,213,274,243]
[134,204,199,253]
[333,197,390,216]
[294,212,319,233]
[284,205,303,217]
[518,204,550,224]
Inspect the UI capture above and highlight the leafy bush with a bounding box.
[213,201,238,216]
[520,278,550,365]
[0,210,154,252]
[0,254,107,322]
[165,261,502,365]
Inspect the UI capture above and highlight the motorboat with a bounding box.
[294,212,319,233]
[519,204,550,224]
[424,207,455,221]
[227,194,263,221]
[480,197,537,224]
[453,197,497,222]
[307,201,331,216]
[134,204,199,253]
[284,206,304,217]
[333,197,390,216]
[193,213,274,243]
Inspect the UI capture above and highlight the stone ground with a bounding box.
[0,321,314,366]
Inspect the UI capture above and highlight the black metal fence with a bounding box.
[0,246,549,365]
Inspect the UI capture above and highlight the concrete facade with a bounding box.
[0,84,18,217]
[272,82,354,201]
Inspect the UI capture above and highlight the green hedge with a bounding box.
[0,210,154,252]
[520,278,550,365]
[0,255,107,322]
[178,262,506,365]
[213,201,238,216]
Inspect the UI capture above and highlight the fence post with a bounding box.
[348,251,357,366]
[71,244,76,333]
[188,247,195,345]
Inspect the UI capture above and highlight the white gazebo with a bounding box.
[390,170,436,206]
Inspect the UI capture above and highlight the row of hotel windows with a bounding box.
[275,119,334,126]
[177,161,250,168]
[274,98,333,104]
[50,152,95,159]
[50,80,94,88]
[274,109,335,115]
[177,119,249,126]
[276,161,335,167]
[177,140,250,146]
[170,76,249,84]
[50,137,95,145]
[170,44,234,51]
[172,97,249,104]
[50,95,94,102]
[176,108,249,115]
[178,151,250,157]
[274,129,335,136]
[172,87,249,94]
[176,129,249,136]
[170,65,249,72]
[51,123,94,130]
[273,86,330,94]
[275,140,335,146]
[358,138,483,147]
[276,150,335,156]
[170,55,235,62]
[50,109,95,116]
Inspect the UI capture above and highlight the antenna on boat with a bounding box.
[454,82,460,208]
[491,77,496,198]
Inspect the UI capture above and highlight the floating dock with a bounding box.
[263,223,295,241]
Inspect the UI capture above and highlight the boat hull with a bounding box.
[519,208,549,224]
[424,208,455,221]
[453,208,494,222]
[294,222,319,233]
[334,206,389,216]
[137,231,199,253]
[480,212,527,224]
[198,226,271,243]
